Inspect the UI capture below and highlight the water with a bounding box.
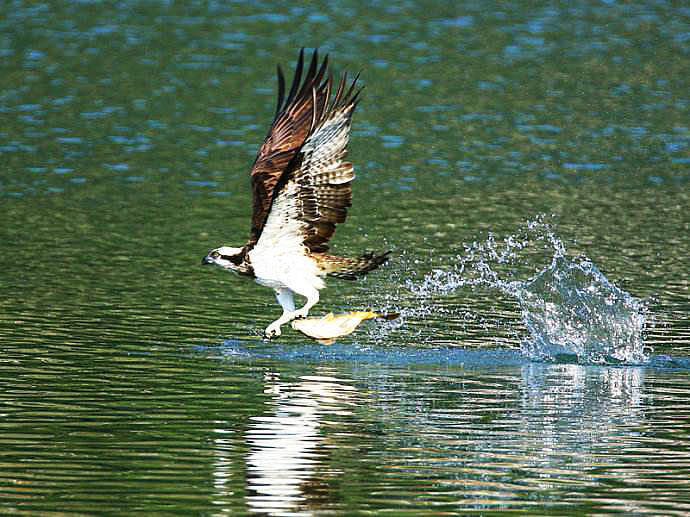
[1,0,690,514]
[410,219,651,364]
[520,254,649,364]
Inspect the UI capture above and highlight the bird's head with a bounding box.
[201,246,244,273]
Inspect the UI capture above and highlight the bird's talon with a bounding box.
[264,325,281,339]
[292,309,309,320]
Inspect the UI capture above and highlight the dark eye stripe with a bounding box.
[221,254,243,265]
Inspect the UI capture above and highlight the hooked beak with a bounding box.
[201,255,213,266]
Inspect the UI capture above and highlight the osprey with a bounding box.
[202,49,390,338]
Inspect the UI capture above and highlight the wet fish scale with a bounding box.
[291,311,399,344]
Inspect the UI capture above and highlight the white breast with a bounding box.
[249,181,325,291]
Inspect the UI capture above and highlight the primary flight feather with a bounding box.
[202,49,390,338]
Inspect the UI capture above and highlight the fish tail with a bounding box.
[353,311,400,321]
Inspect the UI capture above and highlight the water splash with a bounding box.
[410,218,651,364]
[518,254,649,364]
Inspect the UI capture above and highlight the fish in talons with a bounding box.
[291,311,400,344]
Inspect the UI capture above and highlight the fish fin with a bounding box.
[350,311,377,320]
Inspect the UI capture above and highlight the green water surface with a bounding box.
[1,1,689,514]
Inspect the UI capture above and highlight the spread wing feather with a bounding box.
[248,49,333,247]
[249,50,361,255]
[293,96,358,252]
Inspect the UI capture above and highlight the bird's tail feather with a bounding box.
[315,251,391,280]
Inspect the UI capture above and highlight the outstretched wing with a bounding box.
[289,81,360,252]
[248,49,330,247]
[254,60,361,255]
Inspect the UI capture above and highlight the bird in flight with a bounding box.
[202,49,390,338]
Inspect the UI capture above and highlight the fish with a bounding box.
[290,311,400,344]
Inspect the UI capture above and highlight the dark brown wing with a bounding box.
[290,75,361,252]
[254,69,361,254]
[248,49,332,247]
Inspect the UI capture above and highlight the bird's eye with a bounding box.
[211,251,220,258]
